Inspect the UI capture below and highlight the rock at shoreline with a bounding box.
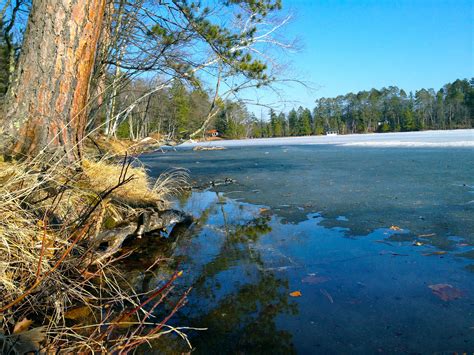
[91,209,192,264]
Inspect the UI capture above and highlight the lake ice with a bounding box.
[139,130,474,353]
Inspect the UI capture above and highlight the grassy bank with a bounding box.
[0,144,191,353]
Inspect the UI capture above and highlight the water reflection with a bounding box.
[175,193,297,353]
[132,190,473,353]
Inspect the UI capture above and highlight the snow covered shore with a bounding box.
[180,129,474,148]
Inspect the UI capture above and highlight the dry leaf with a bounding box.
[289,290,302,297]
[428,284,465,301]
[81,270,98,279]
[13,318,32,334]
[1,326,46,354]
[64,306,92,320]
[389,225,402,231]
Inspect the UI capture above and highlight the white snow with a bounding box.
[179,129,474,148]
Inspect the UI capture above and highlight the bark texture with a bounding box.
[1,0,107,161]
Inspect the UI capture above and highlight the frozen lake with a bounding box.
[181,129,474,148]
[138,130,474,353]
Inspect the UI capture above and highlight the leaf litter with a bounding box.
[428,284,465,301]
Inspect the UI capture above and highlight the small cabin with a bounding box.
[206,129,219,137]
[325,130,338,136]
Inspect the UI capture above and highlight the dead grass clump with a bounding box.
[81,158,189,209]
[86,136,135,156]
[0,155,194,353]
[86,135,164,157]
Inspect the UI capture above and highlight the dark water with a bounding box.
[138,145,474,354]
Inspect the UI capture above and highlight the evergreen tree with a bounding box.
[379,121,391,132]
[310,80,471,134]
[402,108,415,131]
[278,112,287,136]
[298,107,312,135]
[270,109,283,137]
[251,119,263,138]
[266,121,272,137]
[214,101,250,139]
[435,89,445,129]
[467,78,474,125]
[170,81,190,138]
[288,109,298,136]
[312,104,325,135]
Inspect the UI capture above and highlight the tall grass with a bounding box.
[0,153,194,353]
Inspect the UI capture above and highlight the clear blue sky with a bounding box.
[249,0,473,116]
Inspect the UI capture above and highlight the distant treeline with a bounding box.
[56,76,474,140]
[2,26,472,141]
[243,79,473,139]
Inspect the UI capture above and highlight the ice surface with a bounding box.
[179,129,474,148]
[142,140,474,244]
[139,133,474,353]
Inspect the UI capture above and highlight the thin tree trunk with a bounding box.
[128,113,135,140]
[104,0,126,136]
[140,93,152,139]
[87,0,114,132]
[104,46,125,136]
[1,0,107,161]
[105,65,120,135]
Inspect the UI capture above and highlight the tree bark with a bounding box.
[1,0,106,161]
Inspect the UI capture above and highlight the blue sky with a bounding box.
[248,0,473,116]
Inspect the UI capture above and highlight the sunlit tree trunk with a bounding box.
[104,59,123,136]
[1,0,106,161]
[104,0,126,136]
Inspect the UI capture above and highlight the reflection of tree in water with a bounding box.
[192,215,272,297]
[119,192,298,353]
[179,202,298,354]
[187,273,297,354]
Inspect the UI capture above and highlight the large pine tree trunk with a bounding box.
[1,0,106,161]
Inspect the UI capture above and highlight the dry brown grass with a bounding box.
[85,135,136,156]
[81,158,188,209]
[0,153,193,353]
[87,135,165,157]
